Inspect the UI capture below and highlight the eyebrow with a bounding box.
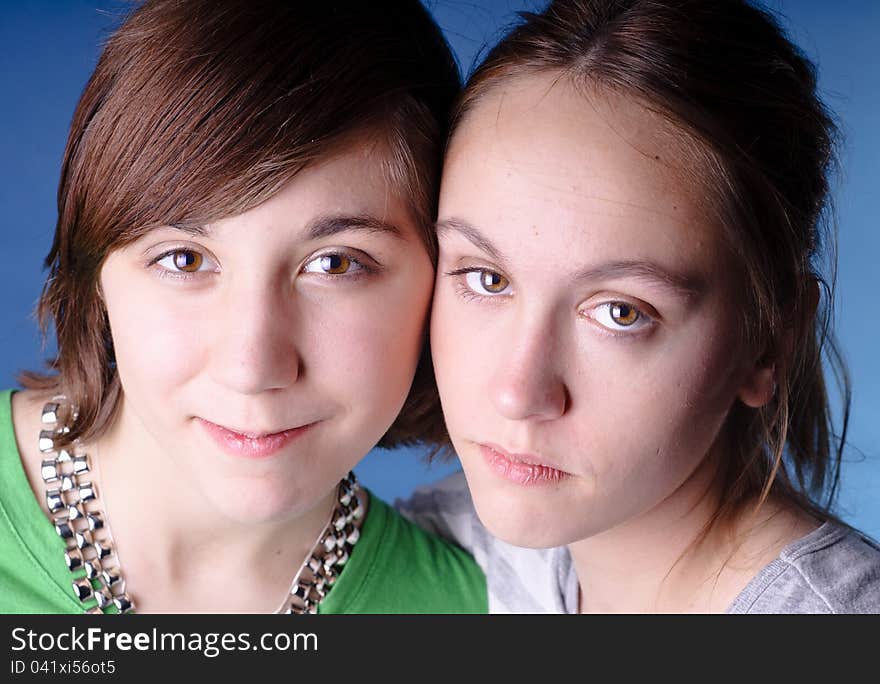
[168,222,210,236]
[573,260,704,300]
[169,214,404,240]
[436,217,704,300]
[435,217,510,268]
[305,215,404,241]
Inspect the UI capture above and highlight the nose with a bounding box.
[210,283,301,394]
[488,317,568,422]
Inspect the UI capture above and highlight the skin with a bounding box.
[13,140,434,612]
[431,72,815,612]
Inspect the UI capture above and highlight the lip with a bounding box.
[479,443,571,486]
[197,418,315,459]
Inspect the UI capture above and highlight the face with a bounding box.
[432,74,773,548]
[100,142,434,523]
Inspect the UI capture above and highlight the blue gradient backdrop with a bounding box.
[1,1,877,537]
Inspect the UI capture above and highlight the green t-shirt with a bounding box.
[0,390,487,614]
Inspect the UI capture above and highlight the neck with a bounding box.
[568,452,817,614]
[569,450,730,613]
[93,400,340,614]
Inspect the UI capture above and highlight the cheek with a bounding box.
[580,320,743,482]
[429,285,481,419]
[312,261,434,416]
[102,278,206,396]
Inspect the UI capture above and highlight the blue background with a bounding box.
[1,1,878,538]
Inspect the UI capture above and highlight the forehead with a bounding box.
[451,73,709,210]
[124,136,419,243]
[441,72,725,264]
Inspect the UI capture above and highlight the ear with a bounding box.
[738,361,776,408]
[738,278,820,409]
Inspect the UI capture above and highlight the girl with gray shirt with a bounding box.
[401,0,880,613]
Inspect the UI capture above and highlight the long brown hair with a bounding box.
[450,0,850,526]
[22,0,460,449]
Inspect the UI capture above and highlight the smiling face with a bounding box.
[99,141,434,523]
[432,74,775,548]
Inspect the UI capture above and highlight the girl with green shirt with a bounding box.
[0,0,485,615]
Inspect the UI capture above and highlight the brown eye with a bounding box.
[303,252,366,277]
[320,254,351,274]
[171,250,203,272]
[479,270,509,293]
[609,302,640,326]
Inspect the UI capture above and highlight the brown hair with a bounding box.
[22,0,460,449]
[450,0,850,526]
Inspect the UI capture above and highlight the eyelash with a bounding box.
[446,266,657,337]
[445,267,512,302]
[579,301,656,337]
[150,247,216,281]
[148,247,377,282]
[300,250,376,280]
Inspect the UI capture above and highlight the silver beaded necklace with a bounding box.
[38,398,364,614]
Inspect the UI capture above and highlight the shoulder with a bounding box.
[6,389,56,507]
[0,389,83,614]
[8,389,54,458]
[396,472,578,613]
[395,471,480,547]
[325,491,487,613]
[729,522,880,614]
[371,493,486,587]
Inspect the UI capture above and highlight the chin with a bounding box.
[474,497,574,548]
[203,479,318,525]
[461,471,578,549]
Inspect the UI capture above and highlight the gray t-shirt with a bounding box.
[397,472,880,614]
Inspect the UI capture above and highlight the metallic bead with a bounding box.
[94,541,112,560]
[78,482,96,502]
[67,504,82,520]
[95,588,111,608]
[41,460,59,483]
[345,526,360,546]
[46,489,63,513]
[64,548,83,571]
[57,449,72,462]
[60,474,75,492]
[86,513,104,531]
[101,567,122,587]
[72,454,89,475]
[55,520,74,539]
[335,547,350,567]
[72,578,93,601]
[38,430,56,453]
[292,581,313,601]
[113,594,134,613]
[332,512,347,532]
[85,560,101,580]
[41,403,60,425]
[75,531,91,550]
